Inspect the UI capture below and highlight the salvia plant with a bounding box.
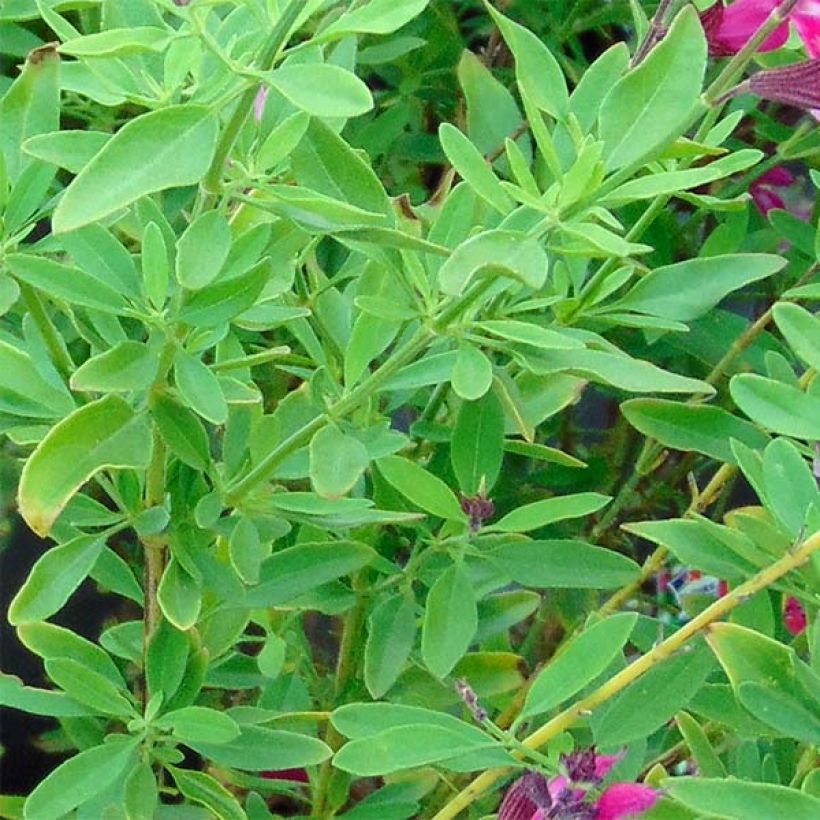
[0,0,819,818]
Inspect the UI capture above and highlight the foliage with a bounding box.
[0,1,818,818]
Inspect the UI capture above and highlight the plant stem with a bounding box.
[313,574,368,818]
[200,0,302,198]
[432,529,820,819]
[142,425,167,661]
[225,279,497,506]
[19,284,75,383]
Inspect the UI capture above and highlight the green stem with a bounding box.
[432,529,820,819]
[313,573,368,818]
[225,279,497,506]
[200,0,302,198]
[19,284,75,382]
[142,425,167,660]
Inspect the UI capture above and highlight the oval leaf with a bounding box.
[19,395,152,536]
[52,105,218,233]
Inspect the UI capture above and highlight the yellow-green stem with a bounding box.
[432,528,820,819]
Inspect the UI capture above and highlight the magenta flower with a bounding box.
[749,166,797,214]
[498,750,658,820]
[701,1,820,58]
[783,595,808,635]
[594,784,660,820]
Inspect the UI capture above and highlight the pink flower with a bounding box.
[783,595,807,635]
[701,1,820,58]
[749,166,796,214]
[594,784,660,820]
[498,750,658,820]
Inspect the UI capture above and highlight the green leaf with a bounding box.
[485,3,568,119]
[612,254,785,321]
[762,438,819,537]
[19,395,152,536]
[621,399,770,465]
[317,0,430,40]
[309,425,370,499]
[451,390,505,495]
[333,725,496,776]
[17,622,126,689]
[141,221,170,310]
[291,118,393,218]
[667,777,820,820]
[0,43,60,184]
[266,64,373,118]
[477,319,583,351]
[70,341,159,393]
[59,224,140,298]
[245,541,375,607]
[124,762,158,820]
[23,130,111,174]
[377,455,465,521]
[458,50,528,159]
[601,149,762,205]
[599,6,706,170]
[439,123,513,214]
[522,613,637,717]
[737,681,820,743]
[59,26,171,57]
[365,593,417,699]
[157,558,201,631]
[167,768,245,820]
[176,211,232,290]
[174,351,228,425]
[8,534,105,625]
[488,540,640,588]
[257,110,310,171]
[439,229,549,296]
[24,738,138,820]
[488,492,610,534]
[527,347,713,394]
[156,707,241,745]
[186,726,331,771]
[229,516,264,585]
[52,105,218,233]
[150,391,211,470]
[146,619,189,703]
[6,253,128,314]
[773,302,820,371]
[730,375,820,439]
[451,345,493,401]
[0,672,93,718]
[44,657,135,718]
[594,643,714,746]
[177,257,269,328]
[705,622,820,733]
[674,711,726,778]
[421,563,477,678]
[624,519,758,580]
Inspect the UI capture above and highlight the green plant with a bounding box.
[0,1,818,818]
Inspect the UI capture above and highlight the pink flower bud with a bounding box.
[783,596,807,636]
[594,783,659,820]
